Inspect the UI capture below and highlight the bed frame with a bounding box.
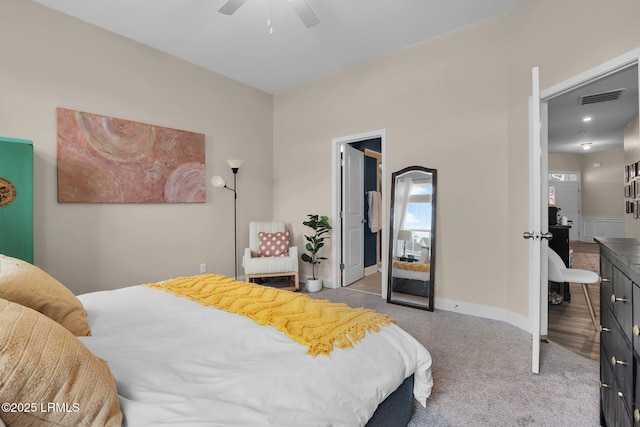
[392,277,430,297]
[366,375,415,427]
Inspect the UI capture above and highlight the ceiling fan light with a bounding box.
[581,142,592,150]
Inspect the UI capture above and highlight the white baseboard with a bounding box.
[304,276,532,333]
[435,297,531,333]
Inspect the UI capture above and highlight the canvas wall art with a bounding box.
[57,108,206,203]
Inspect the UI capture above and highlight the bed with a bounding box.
[0,255,433,427]
[391,260,430,297]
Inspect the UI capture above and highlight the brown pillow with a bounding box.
[0,254,91,336]
[0,298,122,426]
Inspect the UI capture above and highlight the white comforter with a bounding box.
[78,285,433,427]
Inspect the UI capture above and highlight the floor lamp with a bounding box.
[211,159,244,279]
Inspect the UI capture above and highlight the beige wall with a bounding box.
[581,149,625,218]
[4,0,640,327]
[1,0,273,294]
[549,149,625,218]
[274,15,510,310]
[549,153,582,172]
[625,115,640,237]
[275,0,640,323]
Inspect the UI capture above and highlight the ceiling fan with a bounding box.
[218,0,320,28]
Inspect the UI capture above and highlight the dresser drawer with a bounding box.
[601,255,614,314]
[635,357,640,425]
[612,267,633,342]
[601,354,633,427]
[606,324,634,413]
[601,304,617,355]
[633,284,640,357]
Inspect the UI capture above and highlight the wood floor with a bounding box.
[346,272,382,295]
[546,241,600,362]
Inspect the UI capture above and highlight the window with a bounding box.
[403,181,432,257]
[548,173,578,182]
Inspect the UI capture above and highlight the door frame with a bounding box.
[331,129,387,294]
[531,48,640,371]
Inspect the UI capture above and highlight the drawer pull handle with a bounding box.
[611,294,629,303]
[635,409,640,423]
[601,278,611,283]
[634,325,640,337]
[612,356,627,366]
[599,325,611,333]
[598,380,610,388]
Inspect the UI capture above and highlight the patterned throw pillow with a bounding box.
[258,230,290,257]
[0,298,122,426]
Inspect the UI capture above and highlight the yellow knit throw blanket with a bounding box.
[144,274,395,356]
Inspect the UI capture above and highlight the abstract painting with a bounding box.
[57,108,206,203]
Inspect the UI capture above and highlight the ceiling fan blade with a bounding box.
[218,0,248,15]
[287,0,319,28]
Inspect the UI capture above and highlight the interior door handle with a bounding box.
[522,231,553,240]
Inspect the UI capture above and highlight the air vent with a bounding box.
[579,89,625,105]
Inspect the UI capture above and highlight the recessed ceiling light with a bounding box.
[581,142,592,150]
[583,116,592,122]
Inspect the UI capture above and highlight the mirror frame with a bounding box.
[387,166,437,311]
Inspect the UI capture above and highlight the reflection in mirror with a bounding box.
[387,166,436,311]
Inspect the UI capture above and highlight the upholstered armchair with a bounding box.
[243,221,299,291]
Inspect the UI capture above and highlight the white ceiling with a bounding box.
[548,65,639,155]
[32,0,638,154]
[32,0,520,94]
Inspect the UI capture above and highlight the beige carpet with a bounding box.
[307,287,599,427]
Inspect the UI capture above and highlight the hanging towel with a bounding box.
[368,191,382,233]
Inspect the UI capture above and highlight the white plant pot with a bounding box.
[306,279,323,293]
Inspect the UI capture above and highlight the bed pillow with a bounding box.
[0,254,91,336]
[258,230,290,257]
[0,298,122,427]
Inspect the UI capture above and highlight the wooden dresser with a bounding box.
[595,238,640,426]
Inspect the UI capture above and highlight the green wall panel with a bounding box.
[0,137,33,263]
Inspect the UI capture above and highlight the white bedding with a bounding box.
[78,285,432,427]
[392,267,429,282]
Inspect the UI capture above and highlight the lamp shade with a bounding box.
[211,176,226,188]
[226,159,245,169]
[397,230,412,241]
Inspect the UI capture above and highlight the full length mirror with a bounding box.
[387,166,436,311]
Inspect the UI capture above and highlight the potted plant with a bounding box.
[301,214,332,292]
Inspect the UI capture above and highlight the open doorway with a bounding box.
[331,130,387,297]
[542,59,639,361]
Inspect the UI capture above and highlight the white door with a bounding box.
[550,179,580,241]
[342,144,365,286]
[526,67,551,374]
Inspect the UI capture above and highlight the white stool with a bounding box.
[548,248,600,331]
